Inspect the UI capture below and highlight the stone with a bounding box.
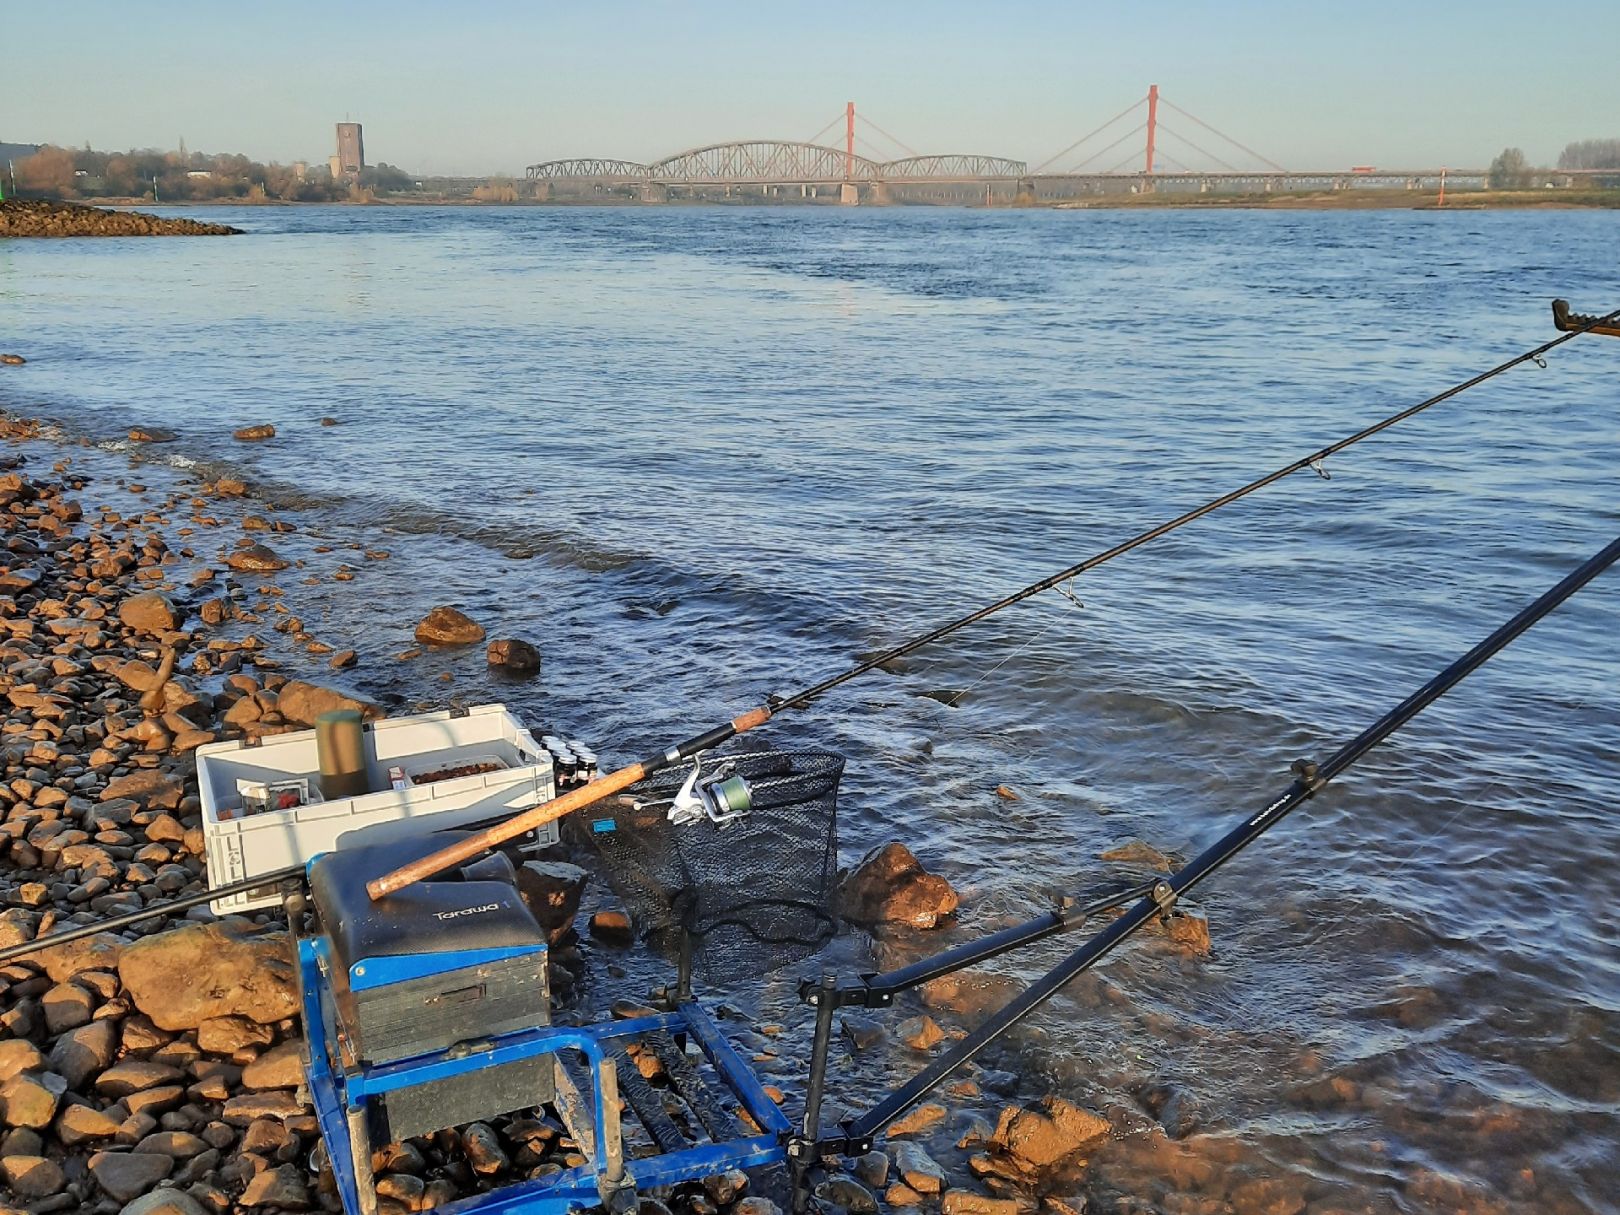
[888,1102,946,1136]
[375,1174,425,1207]
[89,1149,174,1201]
[414,606,485,646]
[842,1015,885,1052]
[97,1061,184,1098]
[118,922,296,1030]
[942,1195,1019,1215]
[1165,911,1212,956]
[118,1189,213,1215]
[0,1042,46,1084]
[1,1072,68,1128]
[589,909,633,946]
[42,982,96,1034]
[233,425,276,442]
[128,427,176,443]
[118,593,181,636]
[1,1153,64,1198]
[101,771,183,810]
[133,1131,209,1159]
[239,1041,302,1090]
[224,545,287,573]
[461,1122,507,1176]
[36,933,124,983]
[896,1015,944,1052]
[220,1092,305,1125]
[49,1020,119,1089]
[893,1142,947,1194]
[1099,840,1174,872]
[840,842,959,929]
[56,1101,123,1145]
[273,680,378,727]
[989,1097,1110,1171]
[816,1179,878,1214]
[239,1161,311,1207]
[328,649,357,670]
[885,1184,924,1207]
[993,785,1020,801]
[486,638,540,675]
[515,861,588,944]
[195,1017,274,1055]
[703,1171,749,1205]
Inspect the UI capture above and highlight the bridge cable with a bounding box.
[804,114,845,146]
[1066,123,1148,174]
[1155,123,1242,174]
[1159,96,1287,172]
[859,113,922,160]
[1032,94,1148,174]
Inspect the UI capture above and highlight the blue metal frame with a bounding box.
[299,940,791,1215]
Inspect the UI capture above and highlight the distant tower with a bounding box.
[335,122,365,179]
[178,135,188,166]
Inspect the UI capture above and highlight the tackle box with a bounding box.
[198,704,557,913]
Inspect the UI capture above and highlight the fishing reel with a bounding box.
[666,755,753,828]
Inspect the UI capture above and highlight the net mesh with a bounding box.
[583,750,843,978]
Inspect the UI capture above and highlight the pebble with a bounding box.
[89,1149,174,1201]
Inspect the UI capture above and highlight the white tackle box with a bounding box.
[198,703,557,912]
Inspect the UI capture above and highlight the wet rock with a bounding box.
[1,1153,64,1198]
[1141,1083,1200,1139]
[376,1173,425,1207]
[893,1142,946,1194]
[1099,839,1174,871]
[118,922,296,1030]
[589,910,633,946]
[414,606,485,646]
[238,1161,309,1207]
[233,425,276,442]
[989,1096,1110,1172]
[993,785,1020,801]
[1,1071,68,1128]
[703,1168,749,1205]
[225,544,288,573]
[852,1151,889,1190]
[319,417,338,426]
[1164,911,1212,957]
[896,1015,944,1052]
[885,1183,924,1207]
[842,1015,886,1052]
[328,649,357,670]
[89,1149,174,1201]
[516,861,588,944]
[128,427,176,443]
[942,1195,1018,1215]
[840,842,958,929]
[239,1041,302,1090]
[486,638,540,676]
[816,1178,878,1214]
[118,593,181,636]
[888,1102,947,1137]
[955,1114,994,1149]
[274,679,379,727]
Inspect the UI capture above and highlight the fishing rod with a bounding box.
[368,300,1620,900]
[789,529,1620,1172]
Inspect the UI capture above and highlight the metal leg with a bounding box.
[791,973,837,1215]
[596,1058,635,1215]
[346,1101,377,1215]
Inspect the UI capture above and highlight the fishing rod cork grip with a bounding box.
[366,761,650,900]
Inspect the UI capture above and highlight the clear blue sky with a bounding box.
[7,1,1614,175]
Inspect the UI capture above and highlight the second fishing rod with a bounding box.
[366,300,1620,899]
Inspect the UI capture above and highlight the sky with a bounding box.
[5,1,1616,177]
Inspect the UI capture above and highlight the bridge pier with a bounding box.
[640,182,668,204]
[840,182,859,206]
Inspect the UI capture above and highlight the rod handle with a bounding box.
[365,761,649,900]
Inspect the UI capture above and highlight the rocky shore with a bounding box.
[0,411,1239,1215]
[0,202,240,239]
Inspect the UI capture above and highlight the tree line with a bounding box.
[1488,139,1620,189]
[6,145,417,202]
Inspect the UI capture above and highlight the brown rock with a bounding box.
[589,909,633,946]
[101,770,184,810]
[516,861,588,944]
[840,842,959,928]
[888,1102,947,1136]
[414,606,485,646]
[220,1091,306,1125]
[239,1161,309,1207]
[1099,839,1174,872]
[328,649,357,670]
[894,1142,946,1194]
[196,1017,275,1054]
[128,426,176,443]
[273,679,379,727]
[36,932,124,983]
[118,592,181,636]
[895,1015,945,1052]
[117,923,296,1031]
[233,424,276,442]
[1,1072,68,1128]
[96,1061,184,1098]
[989,1096,1110,1171]
[486,638,540,675]
[50,1019,119,1089]
[56,1100,122,1145]
[1,1154,64,1198]
[239,1041,302,1090]
[89,1149,173,1201]
[226,543,288,572]
[942,1195,1019,1215]
[0,1042,46,1084]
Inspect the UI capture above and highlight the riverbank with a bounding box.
[0,200,241,238]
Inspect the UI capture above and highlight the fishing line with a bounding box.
[367,304,1620,900]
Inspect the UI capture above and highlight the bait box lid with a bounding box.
[198,704,557,912]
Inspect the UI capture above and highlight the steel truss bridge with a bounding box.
[525,143,1027,187]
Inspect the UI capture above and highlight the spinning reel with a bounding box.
[666,754,753,827]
